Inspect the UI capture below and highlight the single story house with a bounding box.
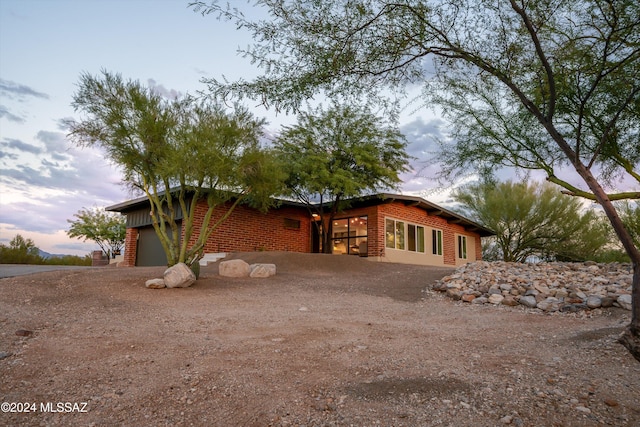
[106,193,494,267]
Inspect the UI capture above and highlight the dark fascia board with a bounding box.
[105,190,308,213]
[351,193,496,237]
[106,193,152,213]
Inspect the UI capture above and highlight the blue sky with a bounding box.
[0,0,453,256]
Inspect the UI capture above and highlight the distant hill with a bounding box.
[38,249,67,259]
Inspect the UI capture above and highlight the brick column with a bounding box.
[122,228,138,267]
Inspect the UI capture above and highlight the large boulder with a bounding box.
[164,263,196,288]
[219,259,251,278]
[250,263,277,278]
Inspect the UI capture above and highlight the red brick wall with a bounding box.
[122,227,138,267]
[186,201,311,253]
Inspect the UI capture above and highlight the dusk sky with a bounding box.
[0,0,458,256]
[1,0,605,257]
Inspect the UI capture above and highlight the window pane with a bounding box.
[458,235,467,259]
[462,236,467,258]
[385,219,395,248]
[407,224,416,252]
[396,221,405,250]
[432,229,442,255]
[353,216,367,237]
[417,226,425,252]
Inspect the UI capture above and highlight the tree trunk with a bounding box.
[542,125,640,362]
[582,180,640,363]
[571,164,639,362]
[619,265,640,362]
[322,219,334,254]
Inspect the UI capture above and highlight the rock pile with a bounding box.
[145,262,196,289]
[432,261,633,312]
[218,259,277,278]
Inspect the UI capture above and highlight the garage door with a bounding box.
[135,226,169,266]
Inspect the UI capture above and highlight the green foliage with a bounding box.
[67,70,285,267]
[455,180,613,263]
[67,207,126,258]
[191,0,639,200]
[0,234,92,266]
[273,102,411,252]
[41,255,93,266]
[617,201,640,249]
[0,234,42,264]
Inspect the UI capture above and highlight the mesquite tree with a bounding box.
[191,0,640,360]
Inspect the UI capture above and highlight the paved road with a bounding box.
[0,264,95,278]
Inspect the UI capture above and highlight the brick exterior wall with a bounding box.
[120,198,484,267]
[185,201,311,254]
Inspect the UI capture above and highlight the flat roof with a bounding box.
[107,191,494,236]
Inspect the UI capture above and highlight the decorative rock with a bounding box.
[501,296,519,307]
[585,295,602,309]
[446,289,462,300]
[537,298,561,312]
[432,261,633,312]
[603,398,619,407]
[164,263,196,288]
[461,294,476,303]
[488,294,504,305]
[519,295,538,308]
[219,259,251,278]
[601,297,615,308]
[249,263,276,278]
[145,278,166,289]
[617,294,632,311]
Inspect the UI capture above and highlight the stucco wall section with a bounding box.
[374,201,482,266]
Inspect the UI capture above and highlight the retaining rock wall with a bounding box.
[432,261,633,312]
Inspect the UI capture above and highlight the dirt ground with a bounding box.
[1,252,639,427]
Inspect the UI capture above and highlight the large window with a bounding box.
[386,219,425,253]
[332,216,368,255]
[457,235,467,259]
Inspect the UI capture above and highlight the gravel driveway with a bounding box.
[1,252,638,426]
[0,264,94,279]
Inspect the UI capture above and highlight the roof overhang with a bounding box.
[107,191,495,237]
[353,193,495,237]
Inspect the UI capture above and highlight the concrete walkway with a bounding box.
[0,264,95,278]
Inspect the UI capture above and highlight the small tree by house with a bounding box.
[67,71,285,268]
